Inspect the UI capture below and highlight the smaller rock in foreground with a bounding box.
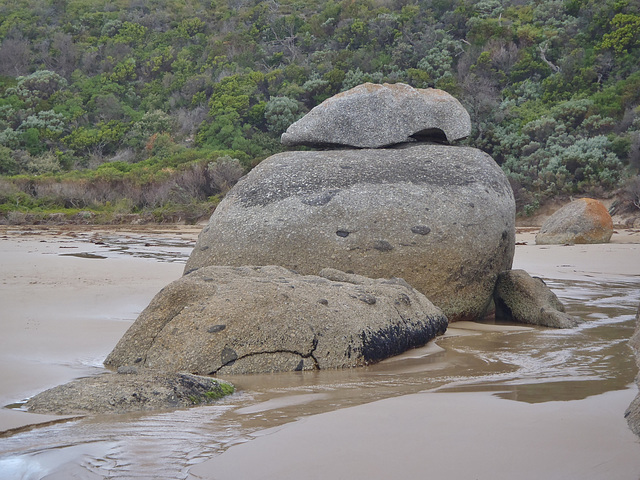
[105,265,448,375]
[493,269,578,328]
[536,198,613,245]
[25,370,234,415]
[281,83,471,148]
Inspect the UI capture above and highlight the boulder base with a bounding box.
[493,269,578,328]
[185,144,515,322]
[536,198,613,245]
[105,266,448,375]
[25,370,234,415]
[281,83,471,148]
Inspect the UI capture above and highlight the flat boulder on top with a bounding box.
[281,83,471,148]
[185,144,515,322]
[536,198,613,245]
[105,266,448,375]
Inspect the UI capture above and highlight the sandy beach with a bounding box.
[1,225,639,479]
[0,226,198,433]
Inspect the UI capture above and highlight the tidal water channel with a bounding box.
[0,233,638,479]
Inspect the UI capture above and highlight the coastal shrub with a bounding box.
[207,156,245,195]
[618,176,640,213]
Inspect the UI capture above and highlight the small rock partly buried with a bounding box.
[493,269,578,328]
[25,370,234,415]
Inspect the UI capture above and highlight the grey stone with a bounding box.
[185,144,515,322]
[493,269,578,328]
[281,83,471,148]
[625,302,640,437]
[536,198,614,245]
[105,266,448,375]
[25,370,234,415]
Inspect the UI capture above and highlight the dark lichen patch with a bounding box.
[207,324,226,333]
[355,293,377,305]
[373,240,393,252]
[395,293,412,306]
[221,347,238,365]
[301,189,340,206]
[411,225,431,235]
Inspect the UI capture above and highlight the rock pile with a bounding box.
[536,198,613,245]
[105,82,576,384]
[187,83,516,324]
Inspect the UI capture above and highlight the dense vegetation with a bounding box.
[1,0,639,222]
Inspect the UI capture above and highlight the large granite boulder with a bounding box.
[185,144,516,322]
[535,198,613,245]
[281,83,471,148]
[105,266,448,375]
[26,370,234,415]
[493,269,578,328]
[626,302,640,437]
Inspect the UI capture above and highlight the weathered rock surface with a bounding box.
[625,302,640,437]
[185,144,515,322]
[25,369,234,415]
[281,83,471,148]
[535,198,614,245]
[105,266,448,375]
[493,269,578,328]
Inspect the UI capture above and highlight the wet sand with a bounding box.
[0,226,197,433]
[188,389,640,480]
[1,225,639,479]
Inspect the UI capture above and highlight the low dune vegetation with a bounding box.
[1,0,639,223]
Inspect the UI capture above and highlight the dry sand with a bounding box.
[1,225,639,479]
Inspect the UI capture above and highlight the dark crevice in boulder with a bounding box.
[210,337,320,375]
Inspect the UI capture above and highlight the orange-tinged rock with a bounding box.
[535,198,613,245]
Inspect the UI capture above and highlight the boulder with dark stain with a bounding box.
[105,266,447,375]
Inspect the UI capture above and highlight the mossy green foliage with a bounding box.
[0,0,639,218]
[190,380,235,404]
